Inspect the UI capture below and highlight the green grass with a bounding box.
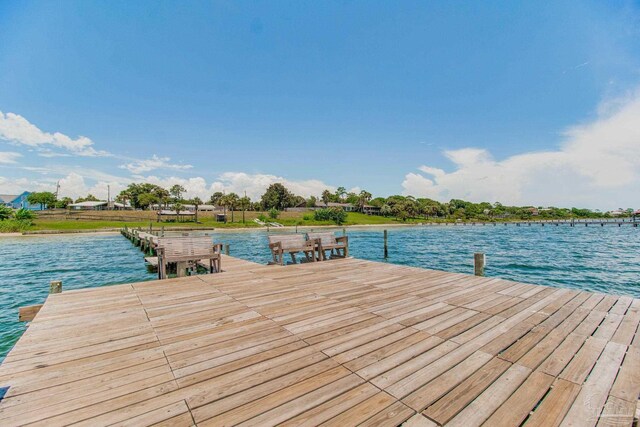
[14,211,417,233]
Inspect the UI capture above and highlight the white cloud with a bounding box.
[7,167,335,203]
[0,172,127,200]
[134,172,335,201]
[402,90,640,209]
[57,173,126,200]
[0,151,21,164]
[211,172,334,200]
[0,176,57,195]
[0,111,109,157]
[120,155,193,174]
[137,175,211,199]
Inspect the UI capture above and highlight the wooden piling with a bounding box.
[383,230,388,259]
[474,253,485,276]
[225,244,230,256]
[50,280,62,294]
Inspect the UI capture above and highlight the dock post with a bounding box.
[50,280,62,294]
[161,226,165,237]
[343,227,346,236]
[225,244,230,256]
[383,230,388,259]
[474,253,485,276]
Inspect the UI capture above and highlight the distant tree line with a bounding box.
[23,183,636,223]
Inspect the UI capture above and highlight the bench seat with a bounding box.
[306,232,349,260]
[268,234,318,265]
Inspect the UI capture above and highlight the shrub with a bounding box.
[0,219,32,233]
[268,208,280,219]
[314,207,347,225]
[0,205,12,220]
[314,208,331,221]
[14,208,35,221]
[258,213,268,222]
[302,214,312,221]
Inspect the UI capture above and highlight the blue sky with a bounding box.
[1,1,640,208]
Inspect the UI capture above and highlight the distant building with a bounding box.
[68,201,108,210]
[526,207,539,216]
[0,191,43,210]
[110,201,133,210]
[362,205,381,215]
[607,209,626,216]
[150,203,218,211]
[314,201,357,212]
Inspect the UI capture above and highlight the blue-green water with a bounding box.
[1,225,639,362]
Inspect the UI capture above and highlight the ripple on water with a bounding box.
[1,225,639,362]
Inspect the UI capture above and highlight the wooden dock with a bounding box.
[1,256,638,426]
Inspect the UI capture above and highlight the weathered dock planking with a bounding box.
[1,256,639,426]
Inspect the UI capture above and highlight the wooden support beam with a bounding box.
[19,304,43,322]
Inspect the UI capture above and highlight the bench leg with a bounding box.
[290,253,297,264]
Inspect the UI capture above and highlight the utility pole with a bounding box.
[107,185,111,210]
[54,181,60,199]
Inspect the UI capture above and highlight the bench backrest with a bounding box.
[157,236,215,258]
[306,232,338,246]
[268,234,307,250]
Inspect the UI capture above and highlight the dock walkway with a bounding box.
[0,257,638,426]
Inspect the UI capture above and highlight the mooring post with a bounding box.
[383,230,388,259]
[50,280,62,294]
[225,244,230,256]
[474,253,485,276]
[343,227,346,236]
[161,226,165,237]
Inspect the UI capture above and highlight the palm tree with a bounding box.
[336,186,347,202]
[218,195,229,222]
[169,184,186,202]
[192,197,202,223]
[239,195,251,223]
[321,190,332,205]
[226,193,239,222]
[357,190,372,212]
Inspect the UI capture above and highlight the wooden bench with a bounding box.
[307,232,348,260]
[156,236,222,279]
[268,234,318,265]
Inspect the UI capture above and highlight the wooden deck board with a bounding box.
[1,255,638,426]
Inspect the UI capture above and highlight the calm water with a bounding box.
[1,225,639,362]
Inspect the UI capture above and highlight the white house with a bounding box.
[68,201,108,210]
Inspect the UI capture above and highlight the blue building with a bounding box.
[0,192,44,210]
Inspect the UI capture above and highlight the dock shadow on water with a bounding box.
[1,224,639,362]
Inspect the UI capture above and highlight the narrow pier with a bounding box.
[432,218,639,227]
[1,257,638,426]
